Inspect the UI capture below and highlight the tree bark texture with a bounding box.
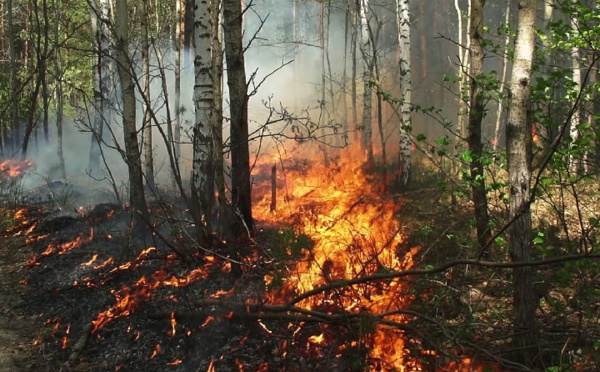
[506,0,537,361]
[396,0,411,188]
[357,0,374,164]
[115,0,148,217]
[191,0,215,244]
[223,0,253,233]
[467,0,492,250]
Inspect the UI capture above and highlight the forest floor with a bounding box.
[0,232,54,371]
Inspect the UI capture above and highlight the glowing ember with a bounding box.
[166,359,183,366]
[254,144,419,370]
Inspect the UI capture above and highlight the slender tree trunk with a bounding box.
[493,5,510,149]
[8,0,20,154]
[358,0,373,164]
[89,0,114,174]
[212,0,227,236]
[173,0,183,165]
[351,4,358,143]
[467,0,491,250]
[506,0,538,362]
[191,0,215,245]
[396,0,411,188]
[41,0,49,145]
[55,0,66,179]
[569,14,581,173]
[140,0,155,192]
[223,0,253,234]
[115,0,148,217]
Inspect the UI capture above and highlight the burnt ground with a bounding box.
[0,202,371,372]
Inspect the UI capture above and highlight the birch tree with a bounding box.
[506,0,537,358]
[357,0,374,164]
[89,0,115,174]
[191,0,215,245]
[396,0,411,188]
[140,0,155,192]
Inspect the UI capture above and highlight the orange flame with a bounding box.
[150,343,161,359]
[169,312,177,337]
[253,143,419,370]
[0,159,33,178]
[61,324,70,349]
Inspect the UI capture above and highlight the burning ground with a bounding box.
[0,149,460,371]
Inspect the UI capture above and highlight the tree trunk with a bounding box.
[467,0,491,251]
[506,0,537,362]
[396,0,411,188]
[357,0,374,165]
[211,0,227,236]
[173,0,183,165]
[191,0,215,245]
[569,14,581,173]
[8,0,20,154]
[140,0,155,192]
[493,4,510,149]
[89,0,114,174]
[223,0,253,234]
[54,0,66,179]
[115,0,148,217]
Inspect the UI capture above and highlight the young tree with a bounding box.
[223,0,253,234]
[506,0,537,360]
[140,0,155,192]
[466,0,491,250]
[88,0,115,174]
[396,0,411,188]
[357,0,374,164]
[115,0,148,217]
[191,0,215,245]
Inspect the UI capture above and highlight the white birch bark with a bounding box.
[396,0,411,188]
[358,0,373,163]
[506,0,537,354]
[569,13,581,172]
[191,0,215,235]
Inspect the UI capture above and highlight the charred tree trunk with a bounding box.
[223,0,253,235]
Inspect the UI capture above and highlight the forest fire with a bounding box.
[0,158,33,178]
[254,144,420,371]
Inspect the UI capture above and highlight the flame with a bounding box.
[82,254,99,267]
[166,359,182,366]
[61,324,70,349]
[169,312,177,337]
[0,159,33,178]
[150,343,160,359]
[91,267,209,333]
[253,144,418,370]
[206,358,215,372]
[308,333,325,344]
